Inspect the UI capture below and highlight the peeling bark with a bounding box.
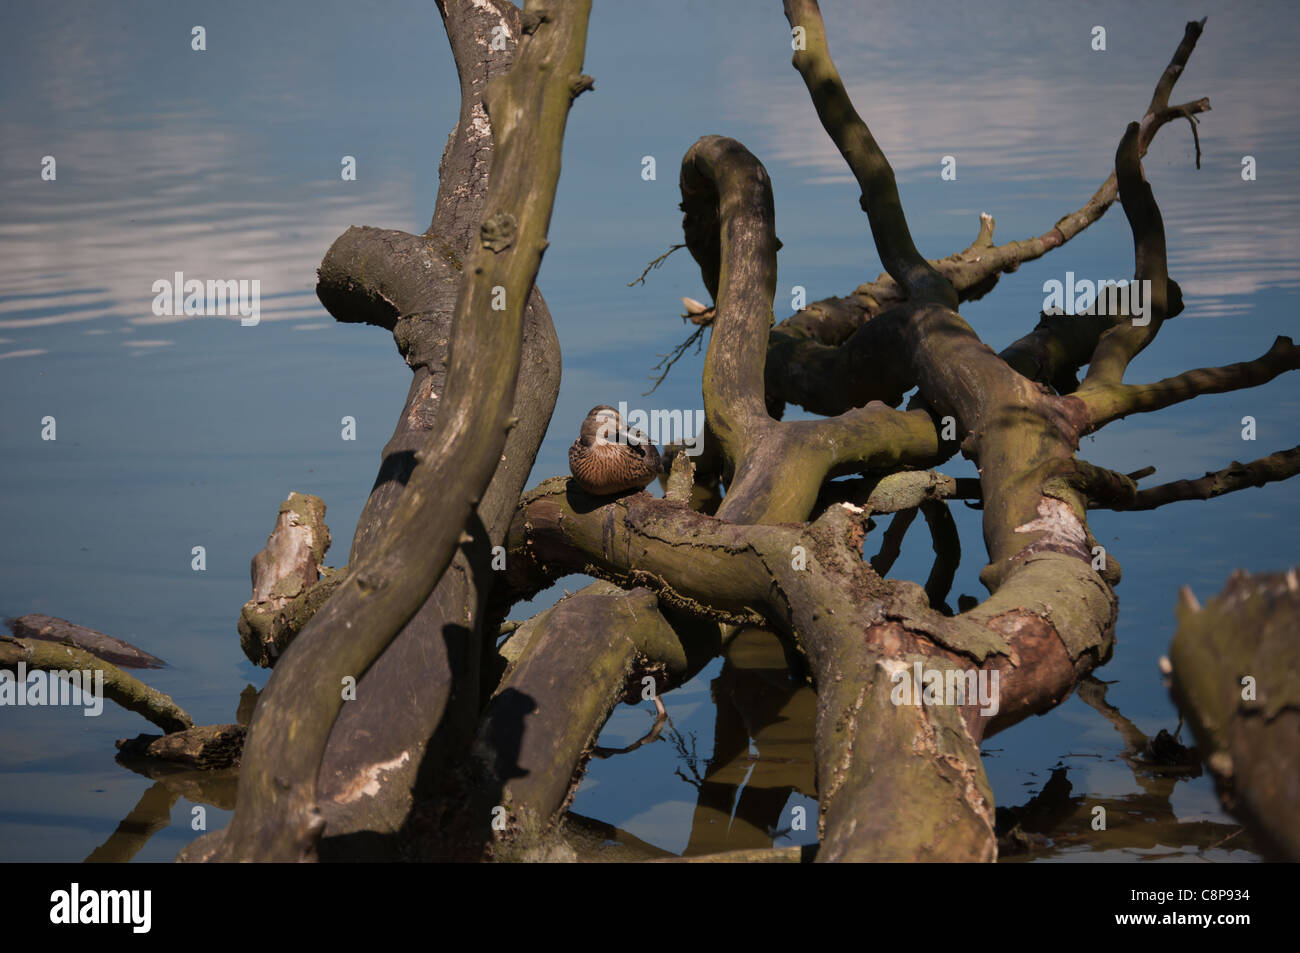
[237,492,337,667]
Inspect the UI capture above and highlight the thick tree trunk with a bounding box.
[203,0,593,862]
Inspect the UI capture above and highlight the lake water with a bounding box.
[1,0,1296,861]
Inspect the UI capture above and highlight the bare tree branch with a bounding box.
[1080,336,1300,430]
[0,637,192,733]
[783,0,957,309]
[777,18,1209,348]
[758,17,1210,420]
[1079,122,1171,388]
[681,135,780,463]
[212,0,594,862]
[1101,446,1300,511]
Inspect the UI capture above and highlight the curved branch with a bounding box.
[680,135,780,464]
[783,0,956,308]
[1079,336,1300,430]
[316,227,459,337]
[1079,122,1170,388]
[0,637,192,733]
[678,137,943,524]
[759,18,1210,420]
[776,18,1209,348]
[213,1,593,862]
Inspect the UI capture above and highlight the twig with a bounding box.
[628,243,686,287]
[644,323,706,395]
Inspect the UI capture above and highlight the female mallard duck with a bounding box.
[569,405,662,494]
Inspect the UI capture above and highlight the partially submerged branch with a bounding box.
[307,0,556,849]
[0,637,192,733]
[6,614,164,670]
[116,724,246,770]
[472,583,719,857]
[214,0,594,862]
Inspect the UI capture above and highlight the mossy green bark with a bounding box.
[211,0,594,862]
[1170,570,1300,860]
[0,637,192,733]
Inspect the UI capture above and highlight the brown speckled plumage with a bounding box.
[568,405,662,494]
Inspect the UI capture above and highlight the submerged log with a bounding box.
[116,724,247,770]
[474,582,719,858]
[6,613,165,669]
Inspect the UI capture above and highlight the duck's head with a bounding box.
[580,405,624,446]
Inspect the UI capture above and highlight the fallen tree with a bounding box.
[157,2,1298,862]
